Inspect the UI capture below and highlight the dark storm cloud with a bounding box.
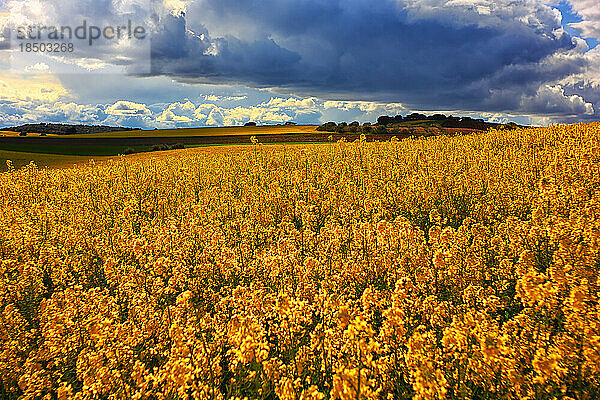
[150,11,302,83]
[147,0,594,118]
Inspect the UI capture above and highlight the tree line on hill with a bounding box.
[4,124,136,135]
[316,113,519,134]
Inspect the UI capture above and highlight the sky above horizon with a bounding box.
[0,0,599,129]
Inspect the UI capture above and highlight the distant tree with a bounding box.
[66,126,77,134]
[19,132,27,136]
[245,122,257,126]
[377,116,395,125]
[404,113,427,121]
[335,122,348,133]
[428,114,447,121]
[374,125,388,134]
[393,115,404,123]
[317,122,337,132]
[285,122,297,126]
[348,121,360,133]
[153,144,184,151]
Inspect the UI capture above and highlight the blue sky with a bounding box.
[553,1,598,50]
[1,0,599,129]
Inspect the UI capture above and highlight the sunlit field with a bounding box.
[0,125,319,138]
[0,150,115,172]
[1,123,599,399]
[0,125,323,166]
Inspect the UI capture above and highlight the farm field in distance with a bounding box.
[1,122,600,399]
[0,124,320,138]
[0,150,112,172]
[0,125,320,171]
[0,119,506,171]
